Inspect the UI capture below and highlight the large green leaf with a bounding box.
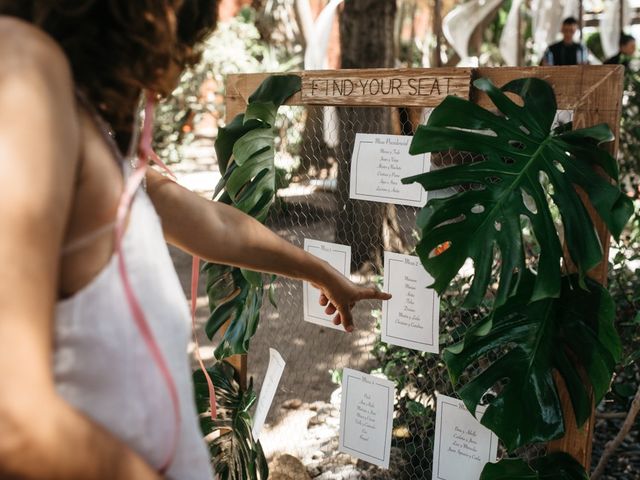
[403,77,634,308]
[194,362,268,480]
[204,75,301,360]
[480,452,588,480]
[444,272,621,450]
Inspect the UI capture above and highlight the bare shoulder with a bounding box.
[0,15,78,137]
[0,16,79,224]
[0,16,70,68]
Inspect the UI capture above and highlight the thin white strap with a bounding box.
[60,221,116,256]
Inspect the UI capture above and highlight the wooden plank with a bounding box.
[474,65,623,110]
[546,65,624,471]
[226,68,472,108]
[301,68,471,106]
[220,77,249,391]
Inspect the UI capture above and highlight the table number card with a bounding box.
[432,394,498,480]
[303,239,351,330]
[349,133,429,208]
[339,368,395,468]
[252,348,286,440]
[382,252,440,353]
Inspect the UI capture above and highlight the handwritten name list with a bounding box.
[432,395,498,480]
[339,368,394,468]
[349,134,429,208]
[382,252,440,353]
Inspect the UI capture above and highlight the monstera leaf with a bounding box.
[480,452,588,480]
[204,75,301,359]
[403,77,633,308]
[444,272,621,451]
[194,362,268,480]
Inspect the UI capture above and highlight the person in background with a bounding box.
[542,17,589,66]
[605,33,636,69]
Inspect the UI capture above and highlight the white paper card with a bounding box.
[382,252,440,353]
[432,394,498,480]
[303,239,351,330]
[251,348,286,440]
[339,368,395,468]
[349,133,429,207]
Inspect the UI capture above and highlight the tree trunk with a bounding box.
[336,0,397,272]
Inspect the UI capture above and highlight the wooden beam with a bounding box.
[218,76,250,390]
[546,65,624,470]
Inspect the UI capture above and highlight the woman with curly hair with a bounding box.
[0,1,389,478]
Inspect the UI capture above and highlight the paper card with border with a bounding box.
[251,348,286,440]
[303,239,351,330]
[381,251,440,353]
[338,368,395,469]
[349,133,429,208]
[432,394,499,480]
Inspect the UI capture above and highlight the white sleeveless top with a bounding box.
[54,179,214,478]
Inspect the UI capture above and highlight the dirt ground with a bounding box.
[170,156,387,468]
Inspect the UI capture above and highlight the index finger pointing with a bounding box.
[358,287,392,301]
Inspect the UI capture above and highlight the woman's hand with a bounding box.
[147,173,392,331]
[314,266,391,333]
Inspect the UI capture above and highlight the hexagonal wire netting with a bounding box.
[239,103,533,480]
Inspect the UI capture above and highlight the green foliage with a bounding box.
[153,7,301,163]
[445,273,621,451]
[195,362,268,480]
[619,69,640,197]
[404,76,633,476]
[404,77,633,308]
[585,32,606,63]
[204,74,301,360]
[481,452,588,480]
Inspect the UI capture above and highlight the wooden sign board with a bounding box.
[301,68,471,107]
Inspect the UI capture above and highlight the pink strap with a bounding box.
[139,93,177,181]
[115,101,180,474]
[118,94,218,472]
[191,256,218,419]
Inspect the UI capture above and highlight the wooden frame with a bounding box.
[223,65,625,471]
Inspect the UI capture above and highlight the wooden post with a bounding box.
[474,65,624,471]
[546,65,625,470]
[433,0,442,67]
[579,0,584,40]
[218,75,250,390]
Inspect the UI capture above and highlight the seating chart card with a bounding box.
[339,368,395,468]
[349,133,429,208]
[303,239,351,330]
[251,348,286,440]
[381,252,440,353]
[432,394,498,480]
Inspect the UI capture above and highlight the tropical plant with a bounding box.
[195,361,269,480]
[480,452,588,480]
[192,75,300,478]
[619,69,640,199]
[404,77,633,309]
[445,272,621,450]
[403,77,633,478]
[203,75,301,360]
[153,7,301,163]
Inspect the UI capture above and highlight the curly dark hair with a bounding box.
[0,0,217,148]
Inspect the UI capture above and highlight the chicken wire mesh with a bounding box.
[238,103,529,480]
